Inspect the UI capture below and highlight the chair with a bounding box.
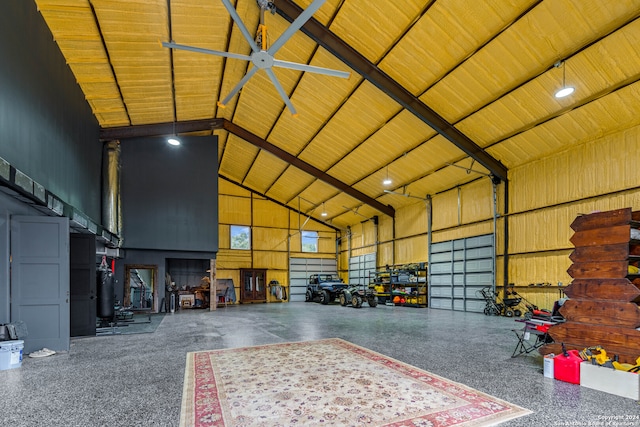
[216,285,230,307]
[511,319,554,358]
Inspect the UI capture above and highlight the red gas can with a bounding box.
[554,348,582,384]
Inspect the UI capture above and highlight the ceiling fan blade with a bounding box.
[220,0,261,53]
[273,59,350,78]
[268,0,326,55]
[264,68,298,116]
[217,66,259,108]
[162,41,251,62]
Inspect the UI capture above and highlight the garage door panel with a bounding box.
[289,257,337,302]
[429,234,494,312]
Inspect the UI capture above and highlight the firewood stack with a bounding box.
[540,208,640,364]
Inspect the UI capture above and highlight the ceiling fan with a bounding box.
[163,0,350,116]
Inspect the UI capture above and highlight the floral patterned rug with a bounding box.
[180,338,531,426]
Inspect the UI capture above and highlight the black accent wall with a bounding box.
[0,1,101,220]
[120,136,218,254]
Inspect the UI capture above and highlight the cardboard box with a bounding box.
[580,362,640,400]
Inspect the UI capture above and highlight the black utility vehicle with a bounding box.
[339,284,378,308]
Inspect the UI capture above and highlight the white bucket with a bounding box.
[0,340,23,370]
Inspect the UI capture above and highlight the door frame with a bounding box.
[124,264,158,311]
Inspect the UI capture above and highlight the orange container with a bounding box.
[554,349,582,384]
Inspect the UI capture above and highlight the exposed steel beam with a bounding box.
[99,119,395,218]
[273,0,508,183]
[99,118,225,140]
[223,120,395,218]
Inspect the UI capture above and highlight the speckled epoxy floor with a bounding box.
[0,303,638,427]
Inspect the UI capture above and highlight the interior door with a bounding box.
[70,234,96,337]
[240,269,266,303]
[10,216,70,353]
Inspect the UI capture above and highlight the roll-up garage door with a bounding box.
[429,234,494,312]
[289,257,338,302]
[348,253,376,287]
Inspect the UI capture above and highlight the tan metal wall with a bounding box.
[217,124,640,310]
[216,181,338,303]
[339,123,640,312]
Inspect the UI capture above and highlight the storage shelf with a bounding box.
[369,263,428,308]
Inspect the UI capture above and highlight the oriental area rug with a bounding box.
[180,338,531,427]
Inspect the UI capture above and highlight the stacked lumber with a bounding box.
[540,208,640,364]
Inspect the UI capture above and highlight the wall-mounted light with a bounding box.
[554,60,574,98]
[382,166,392,186]
[167,121,181,146]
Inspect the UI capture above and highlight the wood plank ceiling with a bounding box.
[35,0,640,229]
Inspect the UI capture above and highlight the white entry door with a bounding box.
[11,216,70,353]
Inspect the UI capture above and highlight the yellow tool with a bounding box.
[578,346,614,368]
[612,356,640,372]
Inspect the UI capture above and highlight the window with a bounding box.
[230,225,251,250]
[301,231,318,253]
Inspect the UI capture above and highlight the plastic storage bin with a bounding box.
[0,340,23,370]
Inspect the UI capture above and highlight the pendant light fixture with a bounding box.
[554,61,574,98]
[167,121,181,146]
[321,202,328,217]
[383,166,392,186]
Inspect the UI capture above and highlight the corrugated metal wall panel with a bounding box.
[508,252,572,287]
[510,125,640,213]
[218,195,252,225]
[252,200,290,228]
[395,201,427,239]
[395,235,427,265]
[377,242,394,267]
[253,227,288,252]
[460,180,494,224]
[253,251,288,270]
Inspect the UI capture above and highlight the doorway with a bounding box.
[240,269,266,303]
[124,265,157,311]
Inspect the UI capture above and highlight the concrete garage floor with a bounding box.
[0,303,638,427]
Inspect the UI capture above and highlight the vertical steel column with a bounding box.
[426,194,432,308]
[492,179,498,296]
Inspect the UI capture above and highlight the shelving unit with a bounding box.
[369,263,428,307]
[541,208,640,364]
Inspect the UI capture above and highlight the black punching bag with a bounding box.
[97,259,115,319]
